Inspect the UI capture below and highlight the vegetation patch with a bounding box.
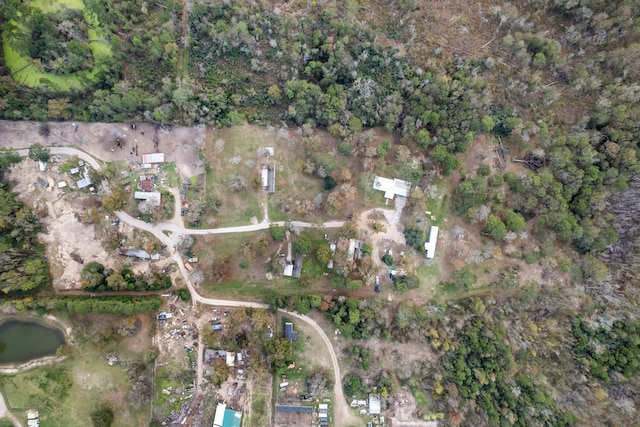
[2,0,113,91]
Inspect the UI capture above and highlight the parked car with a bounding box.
[181,207,185,216]
[375,285,381,293]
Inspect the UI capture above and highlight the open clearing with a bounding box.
[0,314,153,426]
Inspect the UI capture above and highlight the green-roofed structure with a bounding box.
[213,403,242,427]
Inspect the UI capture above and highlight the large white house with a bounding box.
[373,176,411,201]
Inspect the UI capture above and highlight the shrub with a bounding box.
[269,225,285,242]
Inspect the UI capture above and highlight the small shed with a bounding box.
[424,226,439,259]
[318,403,329,426]
[226,352,236,367]
[134,191,161,206]
[141,153,165,164]
[369,394,381,415]
[283,264,294,277]
[119,248,152,260]
[77,177,93,189]
[284,322,297,341]
[57,181,68,189]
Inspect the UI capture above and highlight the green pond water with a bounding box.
[2,0,113,91]
[0,319,65,364]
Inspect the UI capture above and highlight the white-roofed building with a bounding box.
[424,225,439,259]
[141,153,165,164]
[77,176,93,189]
[134,191,161,206]
[373,176,411,202]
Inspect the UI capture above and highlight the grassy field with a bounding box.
[203,126,268,227]
[244,370,272,427]
[193,230,332,299]
[0,315,152,426]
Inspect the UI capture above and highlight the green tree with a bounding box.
[90,406,114,427]
[0,148,21,171]
[263,337,291,369]
[316,245,332,265]
[294,235,312,254]
[453,266,477,290]
[503,210,526,232]
[28,143,50,163]
[81,262,106,289]
[481,115,495,133]
[486,214,506,240]
[381,253,393,266]
[415,129,431,148]
[431,145,458,175]
[269,225,285,242]
[404,228,425,250]
[102,188,127,212]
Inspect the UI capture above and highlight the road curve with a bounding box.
[25,146,359,426]
[16,147,104,171]
[283,310,359,426]
[115,212,360,426]
[0,391,22,427]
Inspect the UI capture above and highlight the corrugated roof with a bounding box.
[141,153,165,163]
[276,406,313,413]
[424,226,439,259]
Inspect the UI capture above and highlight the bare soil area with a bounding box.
[6,160,113,289]
[0,120,205,179]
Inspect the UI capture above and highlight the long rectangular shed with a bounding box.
[424,225,439,259]
[276,406,313,413]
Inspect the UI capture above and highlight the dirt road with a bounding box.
[16,147,103,170]
[12,143,360,426]
[283,310,359,426]
[0,391,22,427]
[116,214,361,427]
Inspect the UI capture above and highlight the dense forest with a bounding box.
[2,0,640,425]
[0,149,49,293]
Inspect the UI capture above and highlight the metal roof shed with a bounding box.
[141,153,165,164]
[424,226,439,259]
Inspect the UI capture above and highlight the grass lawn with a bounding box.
[202,276,317,299]
[194,231,332,300]
[416,262,440,282]
[245,371,272,427]
[203,126,267,227]
[0,340,147,426]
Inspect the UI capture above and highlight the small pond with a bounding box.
[0,319,65,364]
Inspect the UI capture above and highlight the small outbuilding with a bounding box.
[369,394,381,415]
[284,322,297,341]
[424,225,439,259]
[77,177,93,189]
[141,153,165,164]
[134,191,161,206]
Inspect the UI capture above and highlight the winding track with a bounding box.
[114,211,359,426]
[12,144,359,426]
